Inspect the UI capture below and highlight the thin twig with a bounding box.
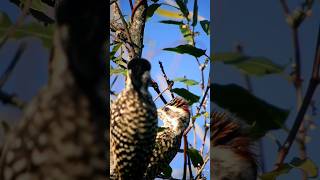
[182,135,187,180]
[279,0,290,16]
[194,154,209,180]
[184,78,210,136]
[151,79,167,104]
[159,61,174,98]
[275,23,320,168]
[0,90,26,109]
[200,123,209,156]
[0,43,26,88]
[187,146,194,179]
[129,0,133,10]
[153,83,172,102]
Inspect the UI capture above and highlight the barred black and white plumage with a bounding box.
[211,112,257,180]
[144,97,190,179]
[110,58,158,180]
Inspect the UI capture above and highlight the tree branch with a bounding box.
[275,24,320,168]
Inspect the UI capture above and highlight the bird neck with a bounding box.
[163,117,187,136]
[125,76,149,97]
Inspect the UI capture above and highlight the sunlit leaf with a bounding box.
[179,24,193,44]
[200,20,210,35]
[147,3,161,19]
[173,77,199,86]
[188,148,203,167]
[163,44,206,58]
[214,52,285,76]
[212,83,289,138]
[110,67,126,76]
[156,8,184,19]
[171,88,200,105]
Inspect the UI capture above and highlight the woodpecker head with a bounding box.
[126,58,152,95]
[211,112,257,180]
[157,97,190,135]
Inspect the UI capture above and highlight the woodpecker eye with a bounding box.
[163,107,169,112]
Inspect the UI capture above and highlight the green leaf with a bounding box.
[179,24,193,44]
[163,44,206,58]
[191,113,201,121]
[10,0,55,24]
[173,77,199,86]
[192,0,198,26]
[214,52,285,76]
[160,163,172,178]
[260,158,318,180]
[0,11,53,48]
[212,83,289,138]
[171,88,200,105]
[110,43,123,60]
[159,20,184,25]
[175,0,189,20]
[147,3,161,19]
[110,67,127,76]
[200,20,210,35]
[188,148,203,167]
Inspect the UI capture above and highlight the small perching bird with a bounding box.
[0,1,106,180]
[111,58,158,179]
[144,97,190,179]
[211,112,257,180]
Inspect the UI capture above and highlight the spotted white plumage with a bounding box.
[144,97,190,179]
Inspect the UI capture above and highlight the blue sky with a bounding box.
[111,0,210,178]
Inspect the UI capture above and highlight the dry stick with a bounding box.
[151,79,167,104]
[153,83,172,102]
[194,154,210,180]
[0,43,26,88]
[159,61,174,98]
[292,26,308,180]
[275,24,320,168]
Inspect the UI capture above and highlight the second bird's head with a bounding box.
[126,58,152,94]
[158,97,191,135]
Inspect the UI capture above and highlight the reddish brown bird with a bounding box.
[211,112,257,180]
